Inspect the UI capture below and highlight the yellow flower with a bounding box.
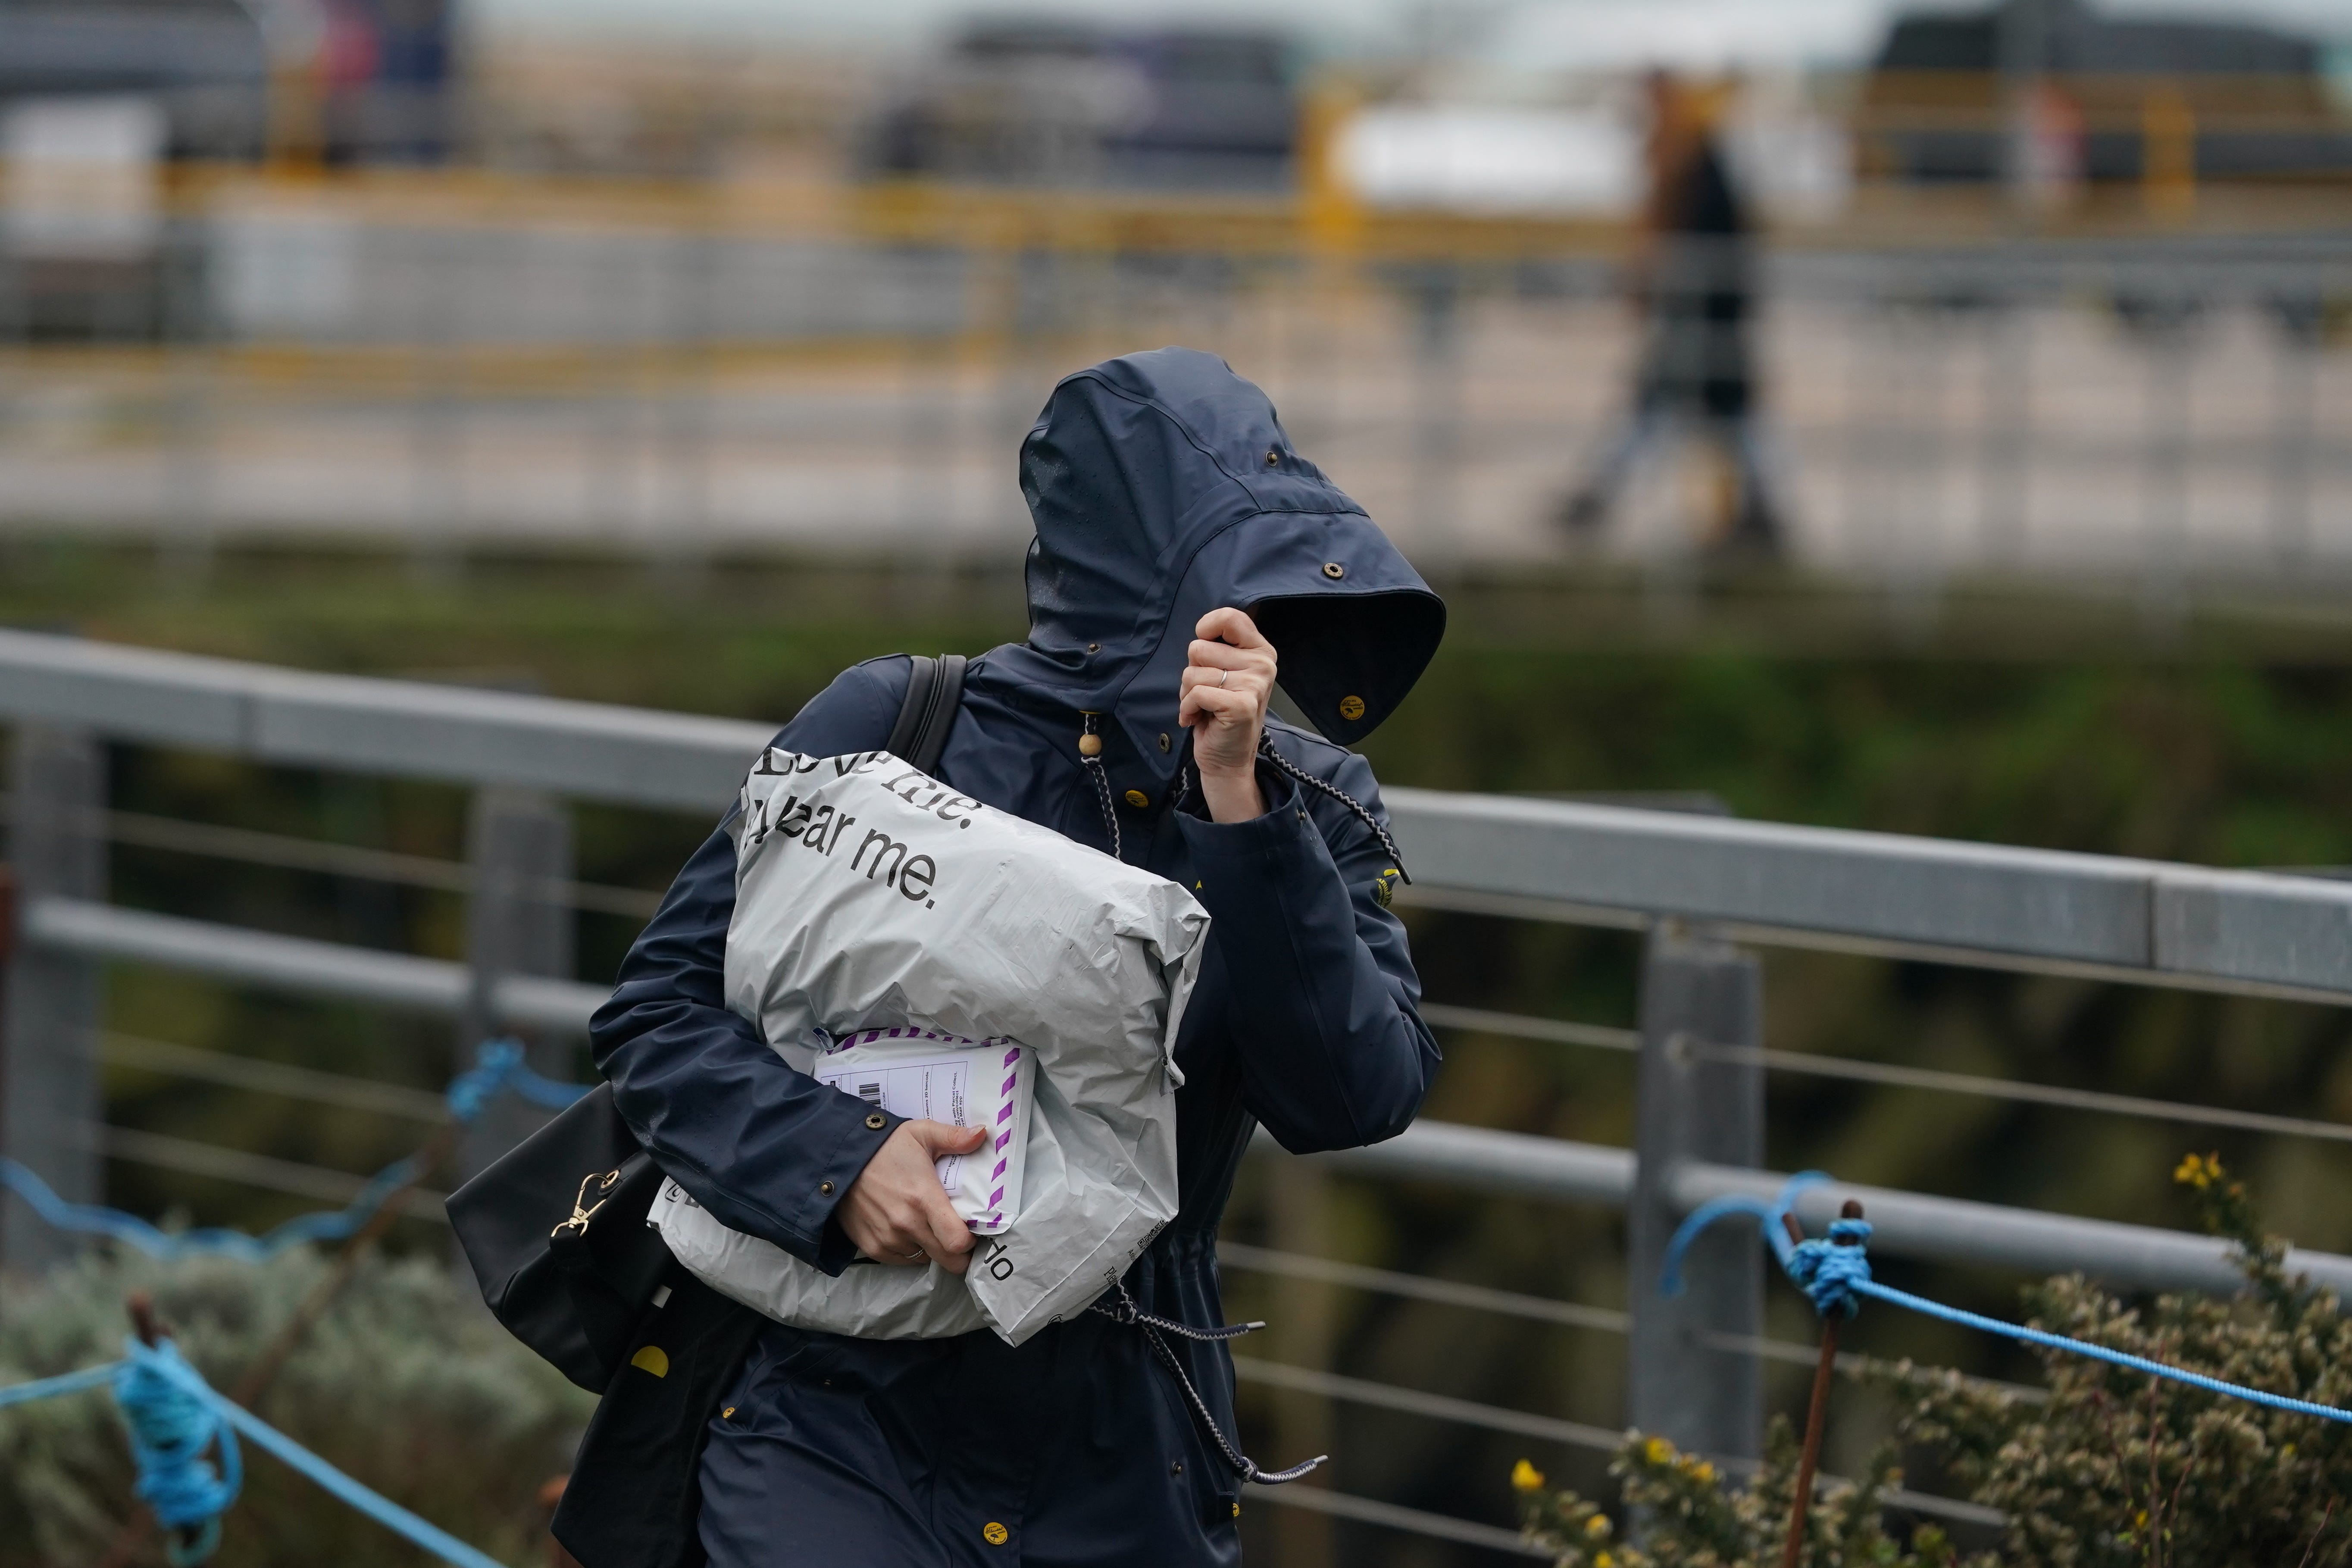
[1691,1462,1716,1484]
[1586,1514,1613,1539]
[2135,1509,2149,1530]
[1510,1459,1545,1493]
[2174,1152,2224,1190]
[1644,1437,1674,1466]
[1595,1555,1615,1568]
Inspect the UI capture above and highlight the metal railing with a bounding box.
[6,625,2352,1555]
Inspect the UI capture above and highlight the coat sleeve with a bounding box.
[1173,746,1439,1153]
[589,658,914,1275]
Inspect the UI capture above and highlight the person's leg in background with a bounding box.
[1558,397,1675,537]
[1720,412,1788,556]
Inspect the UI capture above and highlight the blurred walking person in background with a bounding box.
[1558,71,1784,557]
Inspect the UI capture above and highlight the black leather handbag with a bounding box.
[446,1082,670,1393]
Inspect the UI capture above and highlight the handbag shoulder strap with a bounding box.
[882,653,967,774]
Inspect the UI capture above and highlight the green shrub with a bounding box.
[1517,1156,2352,1566]
[1514,1425,1975,1568]
[0,1245,592,1568]
[1882,1154,2352,1565]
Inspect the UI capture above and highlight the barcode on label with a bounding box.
[855,1081,882,1104]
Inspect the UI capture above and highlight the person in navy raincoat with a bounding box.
[588,346,1448,1566]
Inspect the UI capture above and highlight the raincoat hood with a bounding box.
[998,347,1445,779]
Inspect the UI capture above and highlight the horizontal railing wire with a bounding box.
[68,1121,451,1222]
[1394,884,2352,1011]
[99,1033,451,1122]
[1423,1002,2352,1144]
[1227,1357,2004,1530]
[1232,1355,1626,1450]
[1217,1241,1631,1333]
[1696,1040,2352,1145]
[1241,1479,1551,1558]
[0,795,667,920]
[1215,1243,2043,1405]
[1685,1328,2048,1403]
[1417,1003,1642,1053]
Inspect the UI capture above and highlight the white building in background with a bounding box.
[1337,103,1644,216]
[1334,81,1850,225]
[1,95,167,262]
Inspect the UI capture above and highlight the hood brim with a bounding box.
[1251,588,1446,747]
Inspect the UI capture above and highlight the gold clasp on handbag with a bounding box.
[553,1168,622,1239]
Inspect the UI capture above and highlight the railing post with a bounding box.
[458,786,575,1183]
[1,725,108,1275]
[1406,262,1462,553]
[1627,919,1764,1464]
[1267,1162,1336,1568]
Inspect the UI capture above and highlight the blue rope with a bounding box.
[0,1358,125,1410]
[0,1039,586,1263]
[0,1156,426,1264]
[129,1340,513,1568]
[0,1342,513,1568]
[1855,1276,2352,1424]
[1661,1170,2352,1427]
[115,1337,241,1565]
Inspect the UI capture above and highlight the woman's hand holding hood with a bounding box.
[1178,606,1277,822]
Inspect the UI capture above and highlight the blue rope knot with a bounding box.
[447,1037,589,1123]
[444,1038,522,1123]
[1787,1220,1874,1319]
[114,1339,241,1567]
[1659,1171,1866,1322]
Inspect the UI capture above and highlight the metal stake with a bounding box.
[1778,1199,1864,1568]
[122,1291,212,1566]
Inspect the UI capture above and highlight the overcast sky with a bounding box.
[474,0,2352,69]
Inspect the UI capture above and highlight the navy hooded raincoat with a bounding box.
[590,347,1448,1567]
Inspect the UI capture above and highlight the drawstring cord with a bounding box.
[1256,735,1412,885]
[1079,713,1122,862]
[1074,720,1398,1487]
[1090,1281,1327,1486]
[1084,717,1410,884]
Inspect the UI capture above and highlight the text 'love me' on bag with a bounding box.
[652,743,1209,1346]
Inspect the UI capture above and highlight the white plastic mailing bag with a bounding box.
[652,746,1209,1346]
